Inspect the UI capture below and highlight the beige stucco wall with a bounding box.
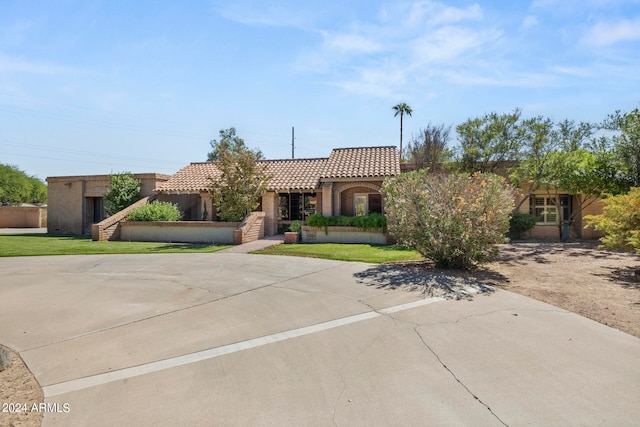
[121,221,239,244]
[47,173,170,235]
[262,191,278,236]
[302,226,388,244]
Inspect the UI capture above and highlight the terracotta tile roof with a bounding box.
[155,146,400,193]
[321,146,400,179]
[156,158,328,193]
[263,158,327,191]
[155,162,221,193]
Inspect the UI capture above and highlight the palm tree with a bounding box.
[392,103,412,160]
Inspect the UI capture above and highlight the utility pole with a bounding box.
[291,126,295,159]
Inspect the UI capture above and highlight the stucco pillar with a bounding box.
[262,191,278,235]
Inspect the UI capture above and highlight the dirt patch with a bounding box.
[486,241,640,338]
[1,241,638,426]
[0,346,43,427]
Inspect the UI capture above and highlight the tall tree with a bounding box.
[404,123,452,170]
[209,133,270,222]
[0,164,47,205]
[207,127,264,161]
[455,108,524,173]
[392,103,412,160]
[600,108,640,190]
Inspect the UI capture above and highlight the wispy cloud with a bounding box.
[410,26,501,65]
[583,17,640,45]
[295,1,503,99]
[214,1,316,29]
[321,32,384,54]
[407,1,483,26]
[0,55,79,75]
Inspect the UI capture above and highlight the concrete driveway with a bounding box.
[0,253,639,426]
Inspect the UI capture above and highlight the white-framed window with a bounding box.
[531,195,571,224]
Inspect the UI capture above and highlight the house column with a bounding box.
[262,191,278,235]
[321,182,333,216]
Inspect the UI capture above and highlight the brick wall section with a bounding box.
[233,211,265,244]
[92,196,155,241]
[0,206,47,228]
[47,178,85,234]
[322,184,332,216]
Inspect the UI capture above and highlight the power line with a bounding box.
[0,140,179,166]
[0,151,179,174]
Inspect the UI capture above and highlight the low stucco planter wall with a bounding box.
[302,226,388,245]
[120,221,241,244]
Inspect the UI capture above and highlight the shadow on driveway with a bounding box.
[353,261,508,299]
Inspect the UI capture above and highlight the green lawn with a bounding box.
[0,234,231,257]
[252,243,422,264]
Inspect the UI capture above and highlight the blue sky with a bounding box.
[1,0,639,180]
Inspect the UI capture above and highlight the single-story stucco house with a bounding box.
[46,145,603,242]
[154,146,400,236]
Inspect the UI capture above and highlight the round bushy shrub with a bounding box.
[127,201,182,221]
[382,171,514,269]
[585,187,640,253]
[509,212,538,239]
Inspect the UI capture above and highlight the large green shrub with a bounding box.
[127,201,182,222]
[382,171,514,269]
[509,212,538,239]
[584,187,640,253]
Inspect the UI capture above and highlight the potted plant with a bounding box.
[284,220,302,244]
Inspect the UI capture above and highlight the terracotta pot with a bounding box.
[284,232,299,244]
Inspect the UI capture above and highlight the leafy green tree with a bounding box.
[455,108,524,173]
[404,123,453,170]
[0,164,47,204]
[585,187,640,254]
[600,108,640,190]
[207,127,264,161]
[104,172,141,216]
[209,135,269,222]
[382,170,514,269]
[392,103,413,160]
